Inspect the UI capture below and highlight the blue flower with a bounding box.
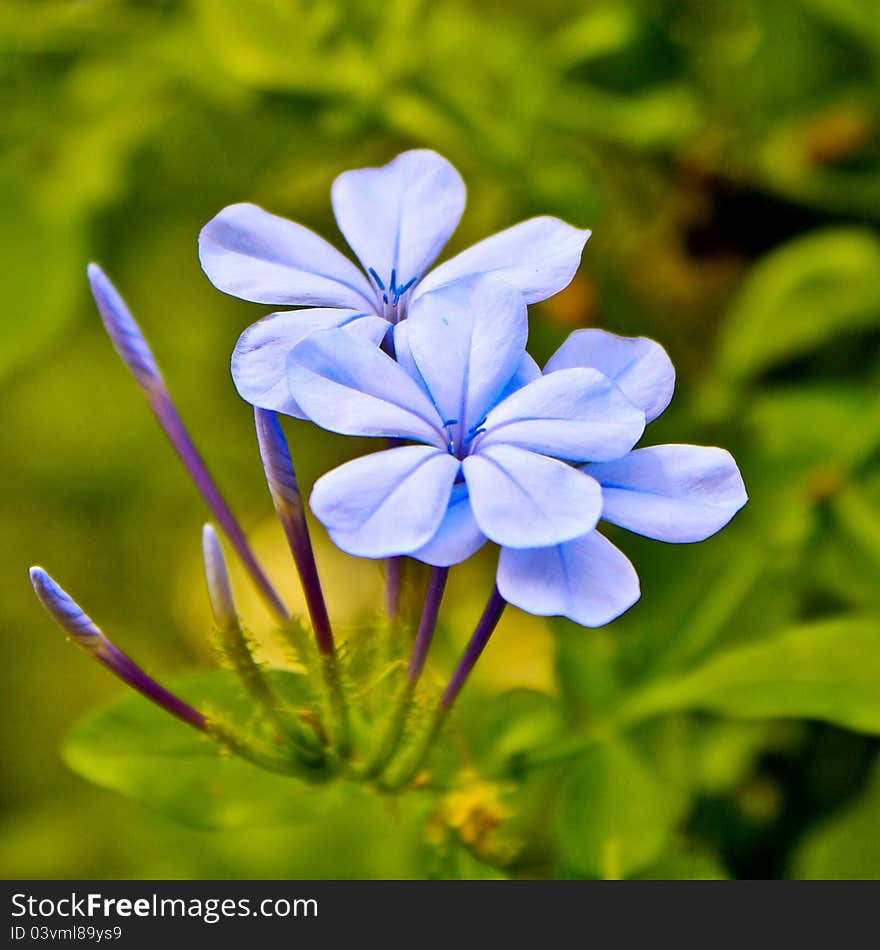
[496,329,748,626]
[286,293,748,628]
[199,149,590,418]
[283,275,646,564]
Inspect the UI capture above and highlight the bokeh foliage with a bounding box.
[1,0,879,879]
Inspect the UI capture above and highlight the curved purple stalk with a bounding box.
[253,409,334,655]
[440,585,507,711]
[253,409,351,756]
[87,264,288,626]
[379,585,507,791]
[29,566,205,731]
[407,566,449,684]
[364,566,448,779]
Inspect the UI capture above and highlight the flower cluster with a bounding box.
[208,149,747,628]
[30,150,746,789]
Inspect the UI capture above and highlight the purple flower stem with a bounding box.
[87,264,288,626]
[407,566,449,684]
[254,409,350,756]
[281,522,334,657]
[93,640,207,731]
[380,585,507,791]
[29,567,205,732]
[254,410,333,654]
[364,566,448,779]
[153,394,289,626]
[440,584,507,712]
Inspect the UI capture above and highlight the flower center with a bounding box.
[442,417,487,459]
[368,267,417,323]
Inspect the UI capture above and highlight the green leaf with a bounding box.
[812,481,880,611]
[717,228,880,381]
[555,739,674,879]
[552,83,700,149]
[794,0,880,44]
[630,716,695,826]
[470,688,564,776]
[194,0,373,97]
[749,385,880,472]
[0,177,82,384]
[636,848,730,881]
[550,7,637,68]
[693,720,780,796]
[621,617,880,734]
[553,624,623,719]
[792,755,880,880]
[429,843,510,881]
[62,669,340,830]
[832,484,880,569]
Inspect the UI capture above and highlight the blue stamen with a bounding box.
[372,269,416,309]
[392,276,417,306]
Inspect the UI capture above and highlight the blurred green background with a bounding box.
[2,0,880,880]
